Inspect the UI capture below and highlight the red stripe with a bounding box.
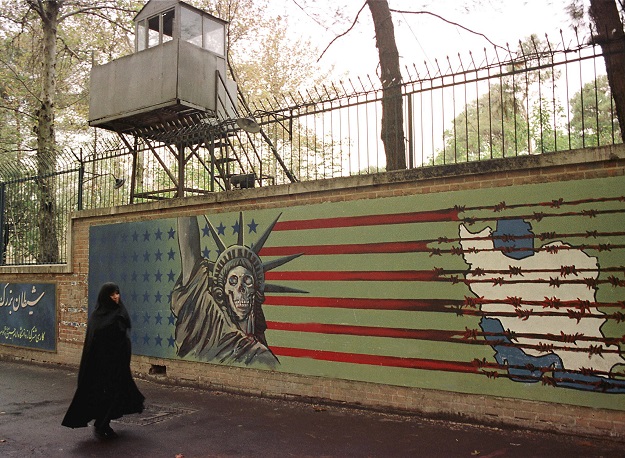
[260,240,430,256]
[271,346,485,373]
[263,296,461,311]
[266,270,441,281]
[267,321,457,340]
[273,209,460,231]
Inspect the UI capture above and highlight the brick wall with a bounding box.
[1,145,624,440]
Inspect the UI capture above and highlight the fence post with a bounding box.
[407,93,414,169]
[77,165,84,210]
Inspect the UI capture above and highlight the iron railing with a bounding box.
[0,30,622,265]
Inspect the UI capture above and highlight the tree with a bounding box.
[435,82,530,165]
[233,14,337,181]
[366,0,406,171]
[587,0,625,143]
[33,2,61,262]
[569,74,621,148]
[433,36,568,164]
[528,97,570,154]
[0,1,138,262]
[295,0,407,171]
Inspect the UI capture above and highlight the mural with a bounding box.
[88,175,625,409]
[172,214,304,367]
[0,282,56,351]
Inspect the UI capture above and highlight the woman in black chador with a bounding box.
[62,283,144,439]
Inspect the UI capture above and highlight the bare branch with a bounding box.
[389,9,507,51]
[317,1,368,63]
[58,5,137,26]
[290,0,329,31]
[0,103,38,121]
[25,0,45,21]
[0,56,41,103]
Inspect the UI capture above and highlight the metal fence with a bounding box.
[0,30,622,265]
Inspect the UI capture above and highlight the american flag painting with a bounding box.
[89,175,625,409]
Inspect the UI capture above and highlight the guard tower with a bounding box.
[89,0,238,138]
[87,0,296,198]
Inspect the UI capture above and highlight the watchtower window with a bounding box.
[136,8,175,51]
[162,10,174,41]
[179,5,225,56]
[203,16,225,56]
[148,15,160,47]
[180,7,202,47]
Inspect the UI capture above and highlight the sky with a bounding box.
[276,0,590,81]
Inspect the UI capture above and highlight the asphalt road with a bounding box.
[0,359,623,457]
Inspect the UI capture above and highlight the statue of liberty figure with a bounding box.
[172,213,304,367]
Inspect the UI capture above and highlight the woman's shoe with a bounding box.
[94,425,118,440]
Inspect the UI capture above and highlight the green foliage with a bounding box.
[569,74,621,148]
[0,1,143,262]
[528,97,570,154]
[0,1,142,153]
[3,180,40,264]
[433,71,619,165]
[284,122,345,181]
[435,82,530,165]
[432,34,620,164]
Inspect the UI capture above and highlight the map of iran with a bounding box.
[459,219,625,392]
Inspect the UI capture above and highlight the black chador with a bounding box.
[62,283,144,438]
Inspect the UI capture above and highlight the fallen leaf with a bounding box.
[471,451,480,456]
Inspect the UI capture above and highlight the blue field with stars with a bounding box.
[88,214,262,359]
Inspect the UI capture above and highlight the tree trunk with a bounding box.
[35,1,60,263]
[366,0,406,171]
[589,0,625,143]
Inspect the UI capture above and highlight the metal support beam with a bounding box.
[177,142,185,198]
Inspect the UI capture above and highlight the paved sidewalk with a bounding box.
[0,359,623,457]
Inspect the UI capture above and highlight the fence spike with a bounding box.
[271,95,282,111]
[357,76,366,92]
[258,99,269,112]
[424,60,432,79]
[314,85,323,101]
[546,34,555,56]
[469,50,477,70]
[530,34,540,55]
[574,26,583,47]
[434,58,443,78]
[494,45,502,66]
[404,64,413,81]
[282,92,291,108]
[559,29,569,50]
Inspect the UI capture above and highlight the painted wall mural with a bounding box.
[88,175,625,410]
[172,214,304,366]
[0,282,56,351]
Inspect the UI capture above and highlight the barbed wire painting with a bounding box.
[460,219,625,392]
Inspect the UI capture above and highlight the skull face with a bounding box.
[224,265,255,320]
